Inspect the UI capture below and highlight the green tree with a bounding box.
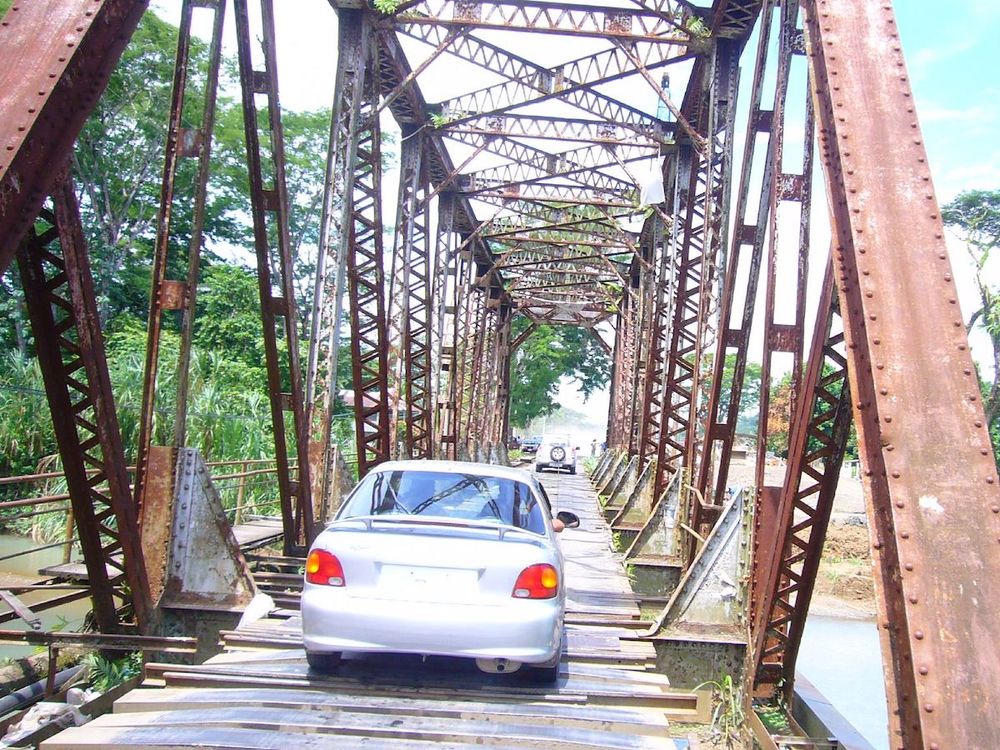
[942,189,1000,429]
[509,320,610,428]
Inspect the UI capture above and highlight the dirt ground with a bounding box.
[726,455,877,618]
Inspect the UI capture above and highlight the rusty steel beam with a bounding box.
[804,1,1000,746]
[17,178,152,634]
[233,0,314,553]
[751,264,851,694]
[431,192,458,456]
[436,43,695,126]
[134,0,226,514]
[695,0,799,510]
[395,131,434,459]
[345,37,392,476]
[445,114,668,147]
[0,0,147,273]
[391,0,693,42]
[308,13,373,504]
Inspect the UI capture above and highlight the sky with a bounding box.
[151,0,999,427]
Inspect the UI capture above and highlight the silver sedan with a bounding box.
[301,460,579,682]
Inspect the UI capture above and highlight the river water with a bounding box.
[0,533,92,660]
[798,614,889,750]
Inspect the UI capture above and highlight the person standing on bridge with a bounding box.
[590,439,597,457]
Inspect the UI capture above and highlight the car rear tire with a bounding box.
[306,650,342,672]
[535,465,543,473]
[569,465,576,475]
[525,660,560,684]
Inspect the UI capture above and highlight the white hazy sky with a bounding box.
[151,0,998,426]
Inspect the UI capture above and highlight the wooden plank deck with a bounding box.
[43,471,703,749]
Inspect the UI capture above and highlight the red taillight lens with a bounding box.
[512,563,559,599]
[305,549,345,586]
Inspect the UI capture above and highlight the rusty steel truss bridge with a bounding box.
[1,0,999,747]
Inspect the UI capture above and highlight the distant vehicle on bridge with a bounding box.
[301,460,580,683]
[520,435,543,454]
[534,436,577,475]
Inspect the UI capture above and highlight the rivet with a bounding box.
[909,595,918,603]
[873,541,882,550]
[873,337,880,344]
[944,273,952,282]
[919,666,929,675]
[865,291,873,298]
[924,704,933,713]
[991,505,999,513]
[901,531,909,539]
[880,388,888,395]
[884,416,892,423]
[876,363,885,370]
[976,420,983,428]
[914,630,924,640]
[892,470,900,478]
[988,478,996,485]
[904,563,913,571]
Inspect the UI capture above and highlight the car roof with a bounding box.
[369,459,537,484]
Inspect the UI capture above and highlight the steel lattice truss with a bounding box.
[1,0,1000,747]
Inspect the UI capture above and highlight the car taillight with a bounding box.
[306,549,345,586]
[512,564,559,599]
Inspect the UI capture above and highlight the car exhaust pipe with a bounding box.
[476,658,522,674]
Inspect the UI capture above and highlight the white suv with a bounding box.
[535,436,577,475]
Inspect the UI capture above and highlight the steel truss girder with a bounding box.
[751,263,851,695]
[233,0,314,552]
[396,25,663,136]
[0,0,147,272]
[470,187,635,209]
[804,1,1000,745]
[431,192,459,455]
[134,0,226,517]
[445,129,646,193]
[653,38,739,526]
[445,114,668,147]
[696,0,809,511]
[17,179,152,633]
[436,43,695,125]
[343,19,393,477]
[459,155,638,198]
[396,132,434,459]
[392,0,693,42]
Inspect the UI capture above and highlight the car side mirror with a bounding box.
[555,511,580,529]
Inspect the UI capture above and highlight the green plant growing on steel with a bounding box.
[694,673,746,749]
[373,0,400,14]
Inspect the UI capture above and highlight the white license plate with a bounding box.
[379,564,477,593]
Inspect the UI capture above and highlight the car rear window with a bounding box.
[337,470,548,534]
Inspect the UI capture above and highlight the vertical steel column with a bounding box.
[448,252,475,457]
[628,231,658,456]
[637,214,673,469]
[755,8,815,501]
[233,0,313,552]
[432,192,458,456]
[134,0,226,510]
[495,306,513,448]
[308,9,370,504]
[686,39,740,533]
[652,144,696,500]
[605,310,624,450]
[750,264,852,694]
[805,2,1000,746]
[696,0,786,508]
[344,37,391,477]
[17,178,152,633]
[395,130,433,459]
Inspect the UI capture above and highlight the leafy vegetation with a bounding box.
[83,651,143,692]
[509,320,610,428]
[943,189,1000,469]
[695,673,746,748]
